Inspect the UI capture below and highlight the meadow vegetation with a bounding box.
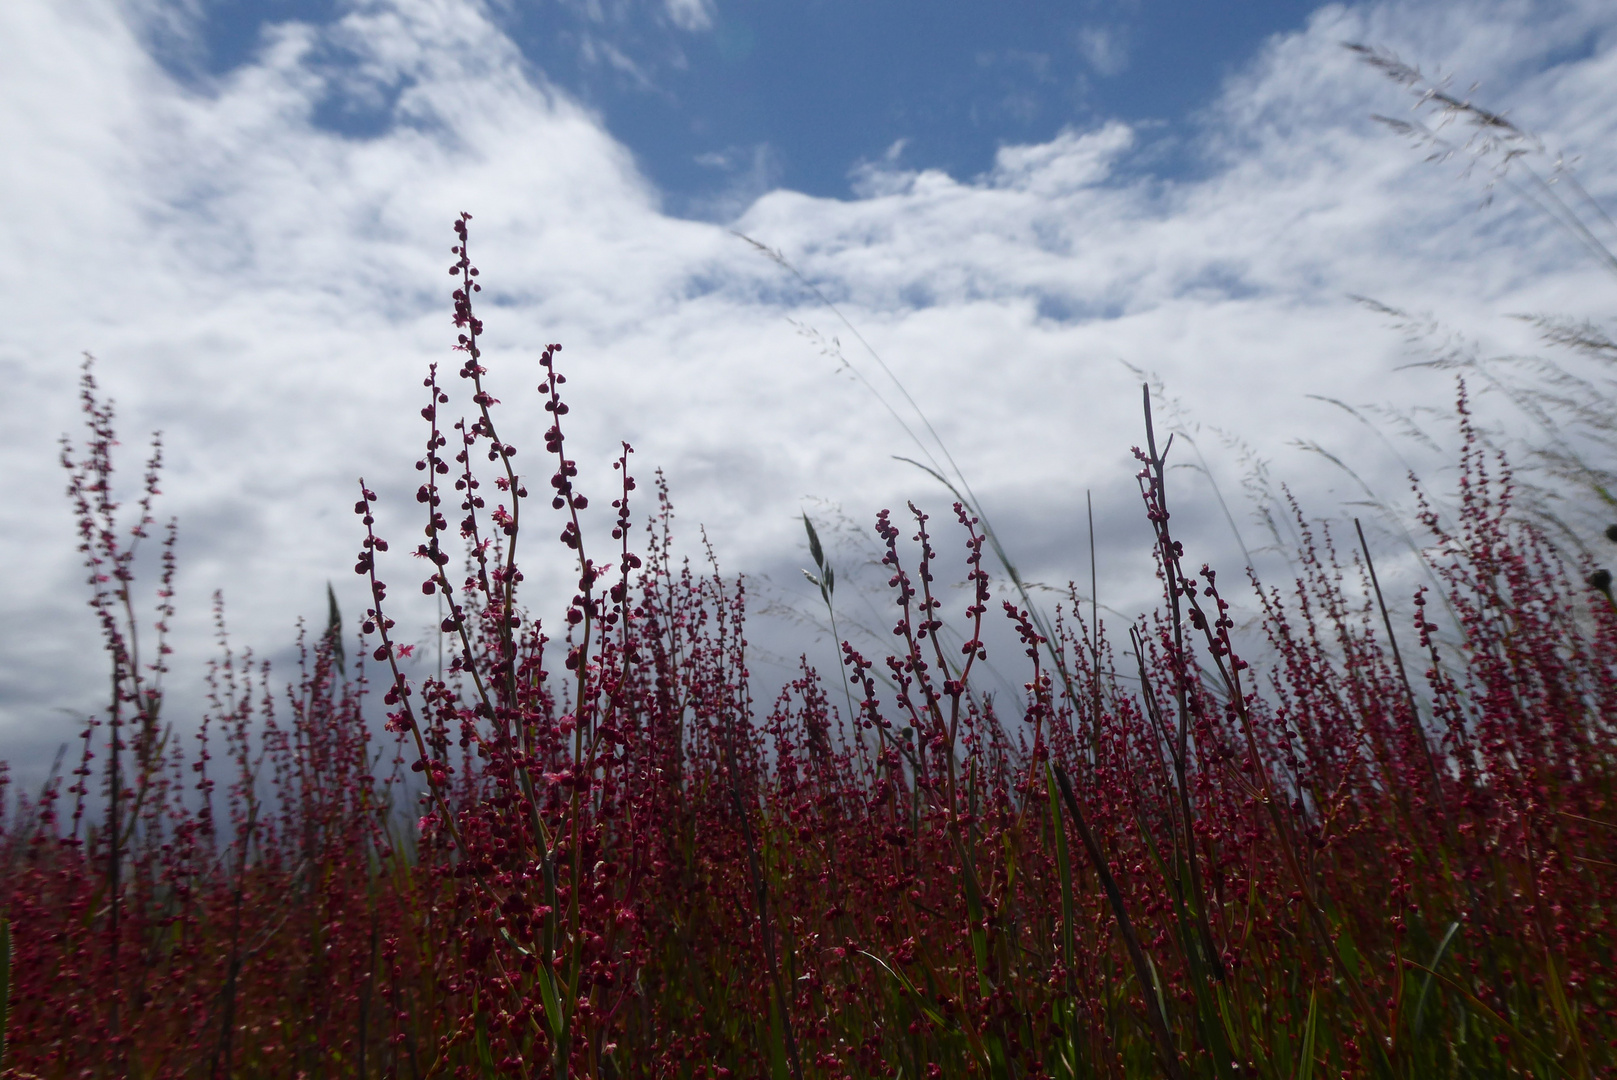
[2,52,1616,1079]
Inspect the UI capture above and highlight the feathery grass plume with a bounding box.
[1346,42,1617,281]
[1346,42,1617,572]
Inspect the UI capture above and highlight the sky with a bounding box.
[170,0,1322,217]
[2,0,1615,787]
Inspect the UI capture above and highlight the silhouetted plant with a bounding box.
[0,215,1612,1079]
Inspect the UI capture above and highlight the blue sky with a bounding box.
[2,0,1614,781]
[163,0,1316,214]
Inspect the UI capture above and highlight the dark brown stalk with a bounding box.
[1129,625,1189,866]
[105,665,122,1075]
[1087,490,1103,763]
[1139,386,1228,986]
[1355,518,1449,817]
[209,798,259,1080]
[1053,764,1185,1080]
[722,705,804,1080]
[1165,488,1395,1065]
[358,912,378,1078]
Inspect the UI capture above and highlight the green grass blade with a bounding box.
[535,961,565,1041]
[1407,959,1577,1079]
[1542,948,1590,1079]
[1412,921,1460,1039]
[960,858,992,1000]
[769,996,792,1080]
[858,950,949,1030]
[1295,987,1319,1080]
[475,1018,496,1078]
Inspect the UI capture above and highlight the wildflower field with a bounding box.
[1,200,1614,1080]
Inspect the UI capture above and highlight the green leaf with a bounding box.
[802,514,825,569]
[960,858,992,1000]
[326,582,346,674]
[534,961,565,1041]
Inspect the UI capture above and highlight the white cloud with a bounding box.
[989,122,1134,194]
[1075,25,1129,77]
[664,0,714,33]
[2,0,1615,785]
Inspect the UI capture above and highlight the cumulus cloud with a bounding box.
[2,0,1614,786]
[989,122,1134,194]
